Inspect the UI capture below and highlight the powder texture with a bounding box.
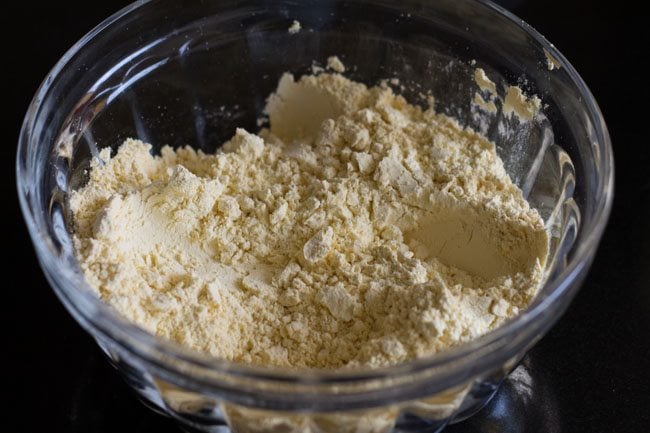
[70,71,548,368]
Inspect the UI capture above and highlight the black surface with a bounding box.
[6,1,649,432]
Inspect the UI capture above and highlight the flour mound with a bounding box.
[70,70,547,368]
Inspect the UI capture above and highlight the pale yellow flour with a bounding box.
[70,69,548,368]
[288,20,301,34]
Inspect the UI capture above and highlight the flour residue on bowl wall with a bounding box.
[544,48,561,71]
[472,67,541,121]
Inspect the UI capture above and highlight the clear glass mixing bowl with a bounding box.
[16,1,613,432]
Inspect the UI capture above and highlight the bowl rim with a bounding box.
[16,0,614,386]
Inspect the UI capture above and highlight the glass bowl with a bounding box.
[16,0,613,432]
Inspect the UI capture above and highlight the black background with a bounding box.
[6,1,649,432]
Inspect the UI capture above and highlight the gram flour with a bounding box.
[70,67,548,368]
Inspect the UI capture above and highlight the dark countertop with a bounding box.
[7,1,649,432]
